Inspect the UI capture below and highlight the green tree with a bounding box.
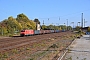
[54,26,59,30]
[0,20,8,35]
[8,17,22,33]
[41,25,47,30]
[75,26,81,31]
[16,13,29,29]
[0,13,37,36]
[16,13,29,22]
[16,13,36,30]
[88,27,90,32]
[60,25,67,30]
[47,25,54,30]
[67,26,72,30]
[0,16,22,35]
[3,27,8,34]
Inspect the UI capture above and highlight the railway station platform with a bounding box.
[63,35,90,60]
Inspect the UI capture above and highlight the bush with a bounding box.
[9,34,13,37]
[49,44,58,48]
[88,27,90,32]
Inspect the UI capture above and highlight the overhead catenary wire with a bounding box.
[38,9,90,20]
[0,7,90,26]
[1,7,90,21]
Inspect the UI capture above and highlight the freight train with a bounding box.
[20,30,63,36]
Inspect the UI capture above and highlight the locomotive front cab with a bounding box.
[20,30,25,36]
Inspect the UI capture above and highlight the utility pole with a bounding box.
[84,19,87,27]
[59,17,60,30]
[78,22,80,27]
[43,20,44,25]
[81,13,83,28]
[59,17,60,20]
[84,19,85,28]
[71,22,74,31]
[67,19,68,30]
[48,18,49,25]
[73,22,74,29]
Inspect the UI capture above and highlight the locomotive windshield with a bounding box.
[21,30,25,32]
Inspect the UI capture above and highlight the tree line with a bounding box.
[1,13,89,36]
[0,13,72,36]
[0,13,36,36]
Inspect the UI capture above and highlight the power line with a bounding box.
[38,9,90,20]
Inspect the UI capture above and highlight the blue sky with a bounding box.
[0,0,90,27]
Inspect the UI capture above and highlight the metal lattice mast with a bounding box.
[81,13,83,28]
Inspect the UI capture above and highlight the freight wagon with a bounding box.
[20,29,61,36]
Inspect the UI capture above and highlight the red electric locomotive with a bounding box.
[20,30,34,36]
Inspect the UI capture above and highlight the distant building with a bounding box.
[81,27,89,32]
[37,24,41,30]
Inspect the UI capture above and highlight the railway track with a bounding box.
[0,32,68,53]
[0,31,75,60]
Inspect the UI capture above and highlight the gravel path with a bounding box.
[63,35,90,60]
